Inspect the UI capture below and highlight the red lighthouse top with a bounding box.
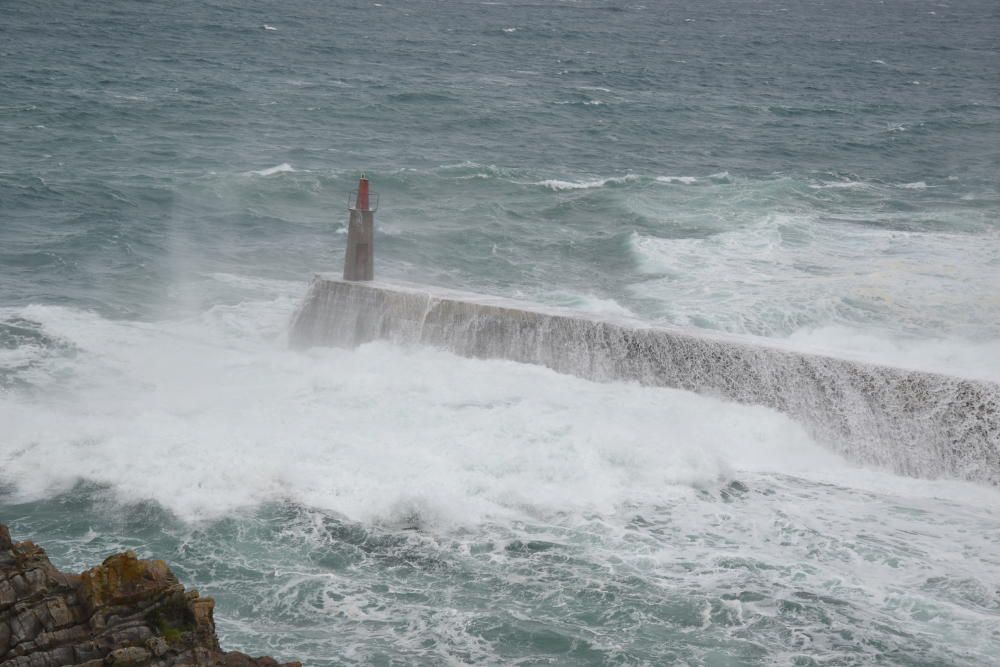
[355,174,370,211]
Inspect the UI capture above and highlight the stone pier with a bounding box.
[291,275,1000,486]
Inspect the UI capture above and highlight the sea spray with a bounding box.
[290,278,1000,485]
[2,292,1000,664]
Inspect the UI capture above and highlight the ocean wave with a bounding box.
[0,105,38,113]
[656,176,698,185]
[540,291,638,318]
[555,99,607,106]
[387,91,459,104]
[0,301,853,523]
[785,325,1000,383]
[808,180,871,189]
[535,174,640,191]
[249,163,296,176]
[626,216,1000,350]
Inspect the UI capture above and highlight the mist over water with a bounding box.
[2,0,1000,664]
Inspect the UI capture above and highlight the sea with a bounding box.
[2,0,999,664]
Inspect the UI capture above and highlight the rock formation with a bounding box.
[0,524,300,667]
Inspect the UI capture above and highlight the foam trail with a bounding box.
[290,277,1000,485]
[656,176,698,184]
[251,163,295,176]
[534,175,639,191]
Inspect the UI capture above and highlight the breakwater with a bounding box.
[290,276,1000,485]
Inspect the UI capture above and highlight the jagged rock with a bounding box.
[0,524,300,667]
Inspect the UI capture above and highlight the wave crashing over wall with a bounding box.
[290,276,999,486]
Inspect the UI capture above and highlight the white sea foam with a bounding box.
[785,325,1000,382]
[535,174,639,191]
[0,346,43,368]
[899,181,928,189]
[808,180,870,189]
[4,291,999,529]
[554,99,607,106]
[0,298,863,524]
[656,175,698,185]
[262,24,277,31]
[626,215,1000,360]
[251,163,295,176]
[540,291,637,318]
[5,295,1000,666]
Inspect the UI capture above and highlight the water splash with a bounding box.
[291,278,1000,485]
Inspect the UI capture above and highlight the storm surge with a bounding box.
[4,0,1000,662]
[291,277,1000,486]
[3,287,999,665]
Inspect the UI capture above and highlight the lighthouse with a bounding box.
[343,174,376,281]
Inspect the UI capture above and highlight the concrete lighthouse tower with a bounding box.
[343,174,375,281]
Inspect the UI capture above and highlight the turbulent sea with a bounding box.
[2,0,1000,664]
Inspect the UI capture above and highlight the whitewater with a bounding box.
[4,281,1000,664]
[2,0,1000,664]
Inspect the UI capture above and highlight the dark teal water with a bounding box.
[3,1,1000,664]
[3,0,999,336]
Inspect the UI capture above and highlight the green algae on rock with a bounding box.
[0,524,300,667]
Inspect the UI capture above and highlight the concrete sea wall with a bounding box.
[290,276,1000,485]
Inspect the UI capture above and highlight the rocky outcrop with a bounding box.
[0,524,300,667]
